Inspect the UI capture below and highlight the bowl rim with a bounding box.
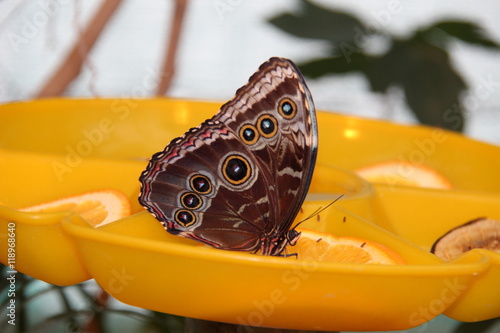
[61,210,493,278]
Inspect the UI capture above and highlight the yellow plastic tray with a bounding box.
[0,98,499,331]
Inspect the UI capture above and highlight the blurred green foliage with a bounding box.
[269,0,500,132]
[0,267,183,333]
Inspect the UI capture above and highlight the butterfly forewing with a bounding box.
[214,58,317,237]
[139,57,317,255]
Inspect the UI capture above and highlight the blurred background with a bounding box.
[1,0,500,142]
[1,0,499,332]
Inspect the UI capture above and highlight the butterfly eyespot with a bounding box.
[222,155,251,185]
[257,115,278,138]
[175,209,196,227]
[239,124,259,145]
[190,174,212,194]
[180,192,202,209]
[278,98,297,119]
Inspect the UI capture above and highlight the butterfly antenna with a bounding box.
[293,194,344,229]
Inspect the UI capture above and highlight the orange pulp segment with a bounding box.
[19,189,131,227]
[291,229,406,265]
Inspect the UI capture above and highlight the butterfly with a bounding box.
[139,57,317,256]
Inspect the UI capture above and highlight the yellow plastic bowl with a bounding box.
[1,98,499,331]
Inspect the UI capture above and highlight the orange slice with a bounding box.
[355,161,452,189]
[291,229,406,265]
[20,189,131,227]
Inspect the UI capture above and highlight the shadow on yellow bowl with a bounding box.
[1,98,500,330]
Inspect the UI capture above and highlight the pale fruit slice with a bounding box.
[20,190,131,227]
[291,229,406,265]
[431,217,500,260]
[355,161,452,189]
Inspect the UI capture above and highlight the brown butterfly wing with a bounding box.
[214,57,317,237]
[139,120,277,251]
[139,57,317,255]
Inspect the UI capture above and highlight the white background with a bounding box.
[1,0,499,145]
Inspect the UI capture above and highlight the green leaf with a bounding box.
[362,43,407,93]
[396,41,467,131]
[453,317,500,333]
[421,20,500,49]
[268,0,370,44]
[298,54,370,78]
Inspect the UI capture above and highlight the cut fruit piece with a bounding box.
[355,161,452,189]
[290,229,406,265]
[20,189,131,227]
[431,217,500,260]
